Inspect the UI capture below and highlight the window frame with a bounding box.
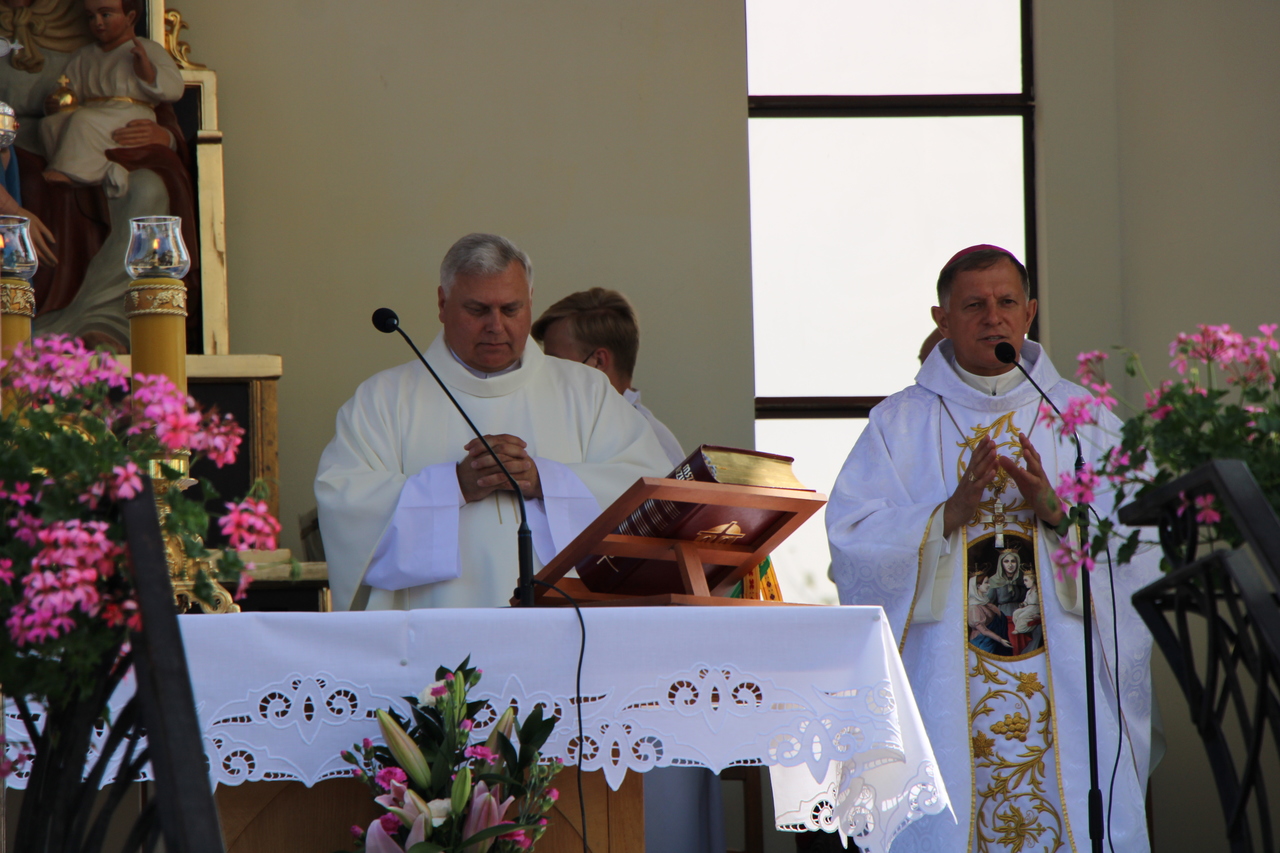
[750,0,1037,420]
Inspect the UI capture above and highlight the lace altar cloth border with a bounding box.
[4,606,950,853]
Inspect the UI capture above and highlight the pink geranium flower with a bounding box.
[1194,493,1222,525]
[1058,464,1101,506]
[1051,540,1095,581]
[218,498,282,551]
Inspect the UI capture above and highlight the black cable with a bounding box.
[1090,504,1124,853]
[532,578,589,853]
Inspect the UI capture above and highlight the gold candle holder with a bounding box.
[126,277,188,391]
[123,215,236,613]
[0,276,33,359]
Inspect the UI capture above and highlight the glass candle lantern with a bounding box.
[0,215,38,281]
[125,215,190,280]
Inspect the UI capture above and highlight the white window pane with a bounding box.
[754,418,866,605]
[750,116,1025,398]
[747,0,1023,96]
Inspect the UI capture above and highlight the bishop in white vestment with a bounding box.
[316,234,670,611]
[826,247,1159,852]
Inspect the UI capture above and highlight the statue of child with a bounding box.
[39,0,182,198]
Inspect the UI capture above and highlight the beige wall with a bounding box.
[1037,1,1280,849]
[175,0,754,553]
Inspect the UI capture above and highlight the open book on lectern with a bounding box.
[529,445,826,605]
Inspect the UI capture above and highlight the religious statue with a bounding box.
[0,0,198,351]
[40,0,183,197]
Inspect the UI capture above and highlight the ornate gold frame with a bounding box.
[145,1,230,355]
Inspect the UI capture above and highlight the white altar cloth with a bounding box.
[5,606,951,853]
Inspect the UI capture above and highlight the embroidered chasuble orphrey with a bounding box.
[954,411,1063,851]
[826,341,1160,852]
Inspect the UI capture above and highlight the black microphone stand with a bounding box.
[996,343,1103,853]
[373,308,535,607]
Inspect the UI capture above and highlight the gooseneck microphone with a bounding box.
[372,308,535,607]
[995,341,1084,469]
[995,339,1105,852]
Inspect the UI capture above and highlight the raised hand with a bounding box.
[130,37,157,85]
[944,435,1000,537]
[997,432,1065,527]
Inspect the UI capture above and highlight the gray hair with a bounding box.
[439,233,534,295]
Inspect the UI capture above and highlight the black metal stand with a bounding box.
[1076,482,1104,853]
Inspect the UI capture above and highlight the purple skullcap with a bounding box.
[943,244,1021,270]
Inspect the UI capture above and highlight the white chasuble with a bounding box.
[827,341,1159,852]
[315,332,672,611]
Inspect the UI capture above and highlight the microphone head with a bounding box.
[372,308,399,334]
[994,342,1018,364]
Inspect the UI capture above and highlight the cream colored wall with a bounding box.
[1036,1,1280,849]
[174,0,754,553]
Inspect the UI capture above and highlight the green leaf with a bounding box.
[1117,530,1142,565]
[407,843,445,853]
[458,822,540,849]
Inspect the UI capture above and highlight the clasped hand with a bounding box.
[942,433,1064,537]
[456,434,541,503]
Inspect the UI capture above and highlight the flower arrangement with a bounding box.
[1038,323,1280,576]
[0,335,282,837]
[342,658,562,853]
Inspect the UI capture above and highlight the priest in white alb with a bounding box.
[826,246,1160,852]
[315,233,671,611]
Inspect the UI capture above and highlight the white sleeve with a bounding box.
[910,505,961,624]
[525,457,601,564]
[139,39,186,102]
[362,462,464,590]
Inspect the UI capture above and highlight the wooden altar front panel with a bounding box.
[214,769,643,853]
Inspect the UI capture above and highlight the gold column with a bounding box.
[0,278,34,414]
[124,276,237,614]
[1,276,33,356]
[126,277,188,391]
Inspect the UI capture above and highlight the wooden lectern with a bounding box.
[526,477,827,606]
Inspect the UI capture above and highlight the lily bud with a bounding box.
[376,710,430,790]
[484,706,517,754]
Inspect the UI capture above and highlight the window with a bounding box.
[748,1,1035,603]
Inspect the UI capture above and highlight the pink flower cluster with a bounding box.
[2,335,246,469]
[131,373,246,467]
[217,498,281,551]
[5,520,122,646]
[78,461,145,510]
[1169,323,1279,386]
[1057,464,1101,506]
[1038,394,1101,435]
[1144,380,1176,421]
[1177,491,1222,526]
[1074,351,1117,410]
[1051,539,1095,580]
[0,335,129,403]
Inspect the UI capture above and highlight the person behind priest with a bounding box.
[825,245,1160,851]
[533,288,723,853]
[532,287,685,467]
[314,233,671,611]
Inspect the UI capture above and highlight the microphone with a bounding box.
[995,342,1083,469]
[371,308,535,607]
